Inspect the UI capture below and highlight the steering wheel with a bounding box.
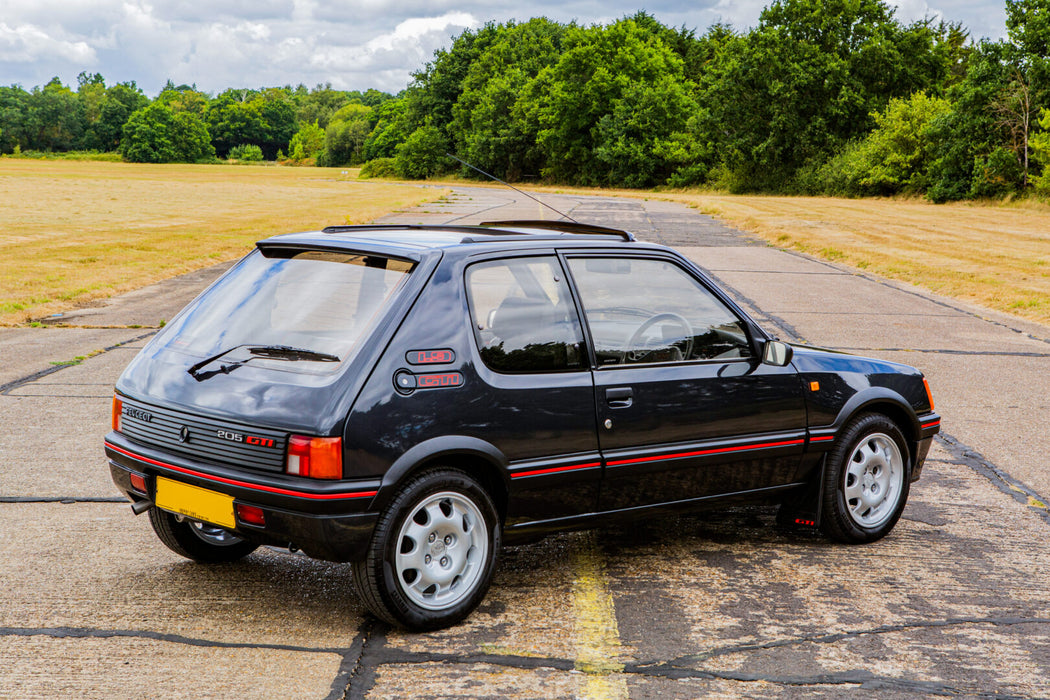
[624,312,693,363]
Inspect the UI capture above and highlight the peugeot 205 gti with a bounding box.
[105,220,940,630]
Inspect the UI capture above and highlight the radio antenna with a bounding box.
[446,153,579,224]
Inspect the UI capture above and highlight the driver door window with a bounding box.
[566,257,752,365]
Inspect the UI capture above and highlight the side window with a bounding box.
[567,257,753,366]
[467,256,586,373]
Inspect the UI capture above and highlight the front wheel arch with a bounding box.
[830,391,921,447]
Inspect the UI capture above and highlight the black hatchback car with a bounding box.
[105,220,940,630]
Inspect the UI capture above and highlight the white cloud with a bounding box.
[364,12,479,52]
[0,22,97,64]
[0,0,1009,94]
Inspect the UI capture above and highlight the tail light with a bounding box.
[286,436,342,479]
[923,378,935,412]
[112,396,123,432]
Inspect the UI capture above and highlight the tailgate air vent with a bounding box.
[117,397,286,473]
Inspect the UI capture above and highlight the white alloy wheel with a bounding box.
[393,491,489,611]
[842,433,904,529]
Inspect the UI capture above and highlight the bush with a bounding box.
[359,157,398,178]
[1,149,121,162]
[804,92,952,197]
[228,143,264,161]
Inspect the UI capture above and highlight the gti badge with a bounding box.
[179,426,190,443]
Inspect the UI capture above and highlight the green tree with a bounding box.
[156,83,210,115]
[85,82,149,151]
[0,86,33,153]
[252,88,297,159]
[27,78,85,151]
[402,23,502,139]
[206,93,266,158]
[628,11,709,81]
[294,84,352,128]
[288,120,326,161]
[532,19,693,185]
[926,43,1017,201]
[818,91,952,195]
[395,124,451,178]
[229,143,264,161]
[363,98,409,160]
[1031,108,1050,194]
[698,0,953,190]
[926,0,1050,200]
[1005,0,1050,59]
[322,103,373,166]
[592,78,697,187]
[294,83,350,129]
[120,102,215,163]
[76,72,106,146]
[450,18,567,180]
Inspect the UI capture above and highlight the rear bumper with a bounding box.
[912,413,942,481]
[105,432,379,562]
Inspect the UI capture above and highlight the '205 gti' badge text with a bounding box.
[216,429,276,448]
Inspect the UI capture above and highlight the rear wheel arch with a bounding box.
[372,437,510,523]
[411,454,509,523]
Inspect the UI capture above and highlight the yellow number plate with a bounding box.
[155,477,236,529]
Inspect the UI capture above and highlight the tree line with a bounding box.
[0,74,394,164]
[1,0,1048,202]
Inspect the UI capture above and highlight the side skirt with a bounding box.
[503,482,807,543]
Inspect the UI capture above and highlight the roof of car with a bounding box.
[257,220,647,259]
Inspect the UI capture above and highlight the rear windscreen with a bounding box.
[154,248,414,373]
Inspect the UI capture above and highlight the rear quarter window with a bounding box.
[466,256,586,373]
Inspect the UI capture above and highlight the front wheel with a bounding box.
[148,507,258,563]
[352,468,500,631]
[821,414,910,544]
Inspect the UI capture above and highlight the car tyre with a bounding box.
[821,413,910,544]
[352,468,500,631]
[148,507,259,562]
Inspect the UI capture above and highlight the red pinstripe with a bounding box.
[105,442,376,500]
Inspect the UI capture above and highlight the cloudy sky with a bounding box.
[1,0,1009,96]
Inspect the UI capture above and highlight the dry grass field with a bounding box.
[0,160,445,325]
[659,193,1050,325]
[3,160,1049,327]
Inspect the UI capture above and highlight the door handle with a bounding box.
[606,386,633,408]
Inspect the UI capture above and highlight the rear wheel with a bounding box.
[821,413,910,544]
[148,507,258,563]
[352,468,500,631]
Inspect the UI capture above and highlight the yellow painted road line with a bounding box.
[572,535,628,699]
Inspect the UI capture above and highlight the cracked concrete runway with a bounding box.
[2,186,1048,698]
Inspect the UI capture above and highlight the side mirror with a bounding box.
[762,340,793,367]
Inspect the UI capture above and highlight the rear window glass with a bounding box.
[154,248,414,373]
